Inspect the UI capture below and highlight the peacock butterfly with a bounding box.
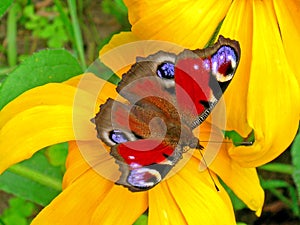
[94,36,240,192]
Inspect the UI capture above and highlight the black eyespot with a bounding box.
[109,130,129,144]
[224,63,234,76]
[199,100,210,109]
[157,62,175,79]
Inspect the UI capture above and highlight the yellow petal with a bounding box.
[71,73,116,112]
[0,80,99,174]
[166,157,236,224]
[72,73,121,144]
[66,139,121,186]
[210,148,264,216]
[273,0,300,85]
[63,74,84,87]
[0,83,77,128]
[218,0,253,136]
[125,0,232,49]
[31,168,114,225]
[100,32,184,77]
[63,139,120,189]
[64,73,118,111]
[91,185,148,225]
[100,32,140,56]
[148,182,187,225]
[34,139,147,225]
[229,0,300,166]
[194,122,264,215]
[63,141,92,188]
[0,105,75,174]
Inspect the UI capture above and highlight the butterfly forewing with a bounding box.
[116,51,177,102]
[175,36,240,128]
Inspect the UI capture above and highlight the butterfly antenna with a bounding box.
[195,140,252,191]
[199,140,253,146]
[197,149,219,191]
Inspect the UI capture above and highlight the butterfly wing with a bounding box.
[94,98,182,191]
[111,139,177,192]
[94,98,138,147]
[94,36,241,192]
[174,35,241,128]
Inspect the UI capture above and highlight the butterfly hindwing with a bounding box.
[94,98,136,147]
[94,97,185,191]
[95,99,182,191]
[111,139,177,192]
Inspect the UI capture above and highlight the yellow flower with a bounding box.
[2,0,298,224]
[0,34,261,225]
[0,36,264,224]
[124,0,300,166]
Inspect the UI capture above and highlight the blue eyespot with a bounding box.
[109,130,128,144]
[157,62,175,79]
[211,46,237,76]
[212,46,237,64]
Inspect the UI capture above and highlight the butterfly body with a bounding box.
[94,36,240,192]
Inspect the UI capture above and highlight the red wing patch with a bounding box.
[175,57,211,116]
[115,139,174,166]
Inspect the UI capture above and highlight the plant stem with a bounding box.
[7,3,18,67]
[67,0,86,70]
[8,164,62,191]
[54,0,75,45]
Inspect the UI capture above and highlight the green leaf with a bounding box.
[0,0,13,18]
[133,214,148,225]
[287,184,300,216]
[260,179,290,189]
[259,163,293,174]
[220,180,246,211]
[260,177,300,216]
[291,127,300,199]
[87,58,120,85]
[101,0,129,28]
[45,142,68,170]
[0,74,7,84]
[0,49,83,110]
[0,197,36,225]
[205,19,224,47]
[226,189,246,211]
[53,0,75,47]
[224,130,254,146]
[2,214,27,225]
[0,150,63,206]
[7,198,35,217]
